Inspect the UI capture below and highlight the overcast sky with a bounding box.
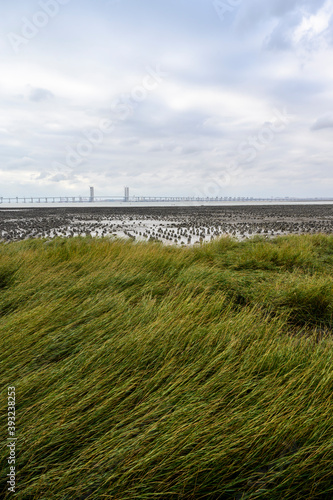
[1,0,333,198]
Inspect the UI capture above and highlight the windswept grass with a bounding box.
[1,234,333,499]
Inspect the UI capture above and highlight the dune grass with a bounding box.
[1,234,333,499]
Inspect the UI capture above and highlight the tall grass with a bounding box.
[1,234,333,499]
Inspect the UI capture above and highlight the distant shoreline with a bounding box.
[2,200,333,209]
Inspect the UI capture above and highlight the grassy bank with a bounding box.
[1,234,333,499]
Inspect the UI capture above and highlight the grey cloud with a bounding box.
[270,79,325,102]
[263,2,329,53]
[237,0,326,28]
[269,0,326,17]
[149,141,180,153]
[7,156,37,169]
[264,11,303,50]
[29,87,54,102]
[181,146,201,155]
[325,14,333,45]
[311,114,333,131]
[49,173,69,182]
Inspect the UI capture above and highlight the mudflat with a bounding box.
[1,204,333,244]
